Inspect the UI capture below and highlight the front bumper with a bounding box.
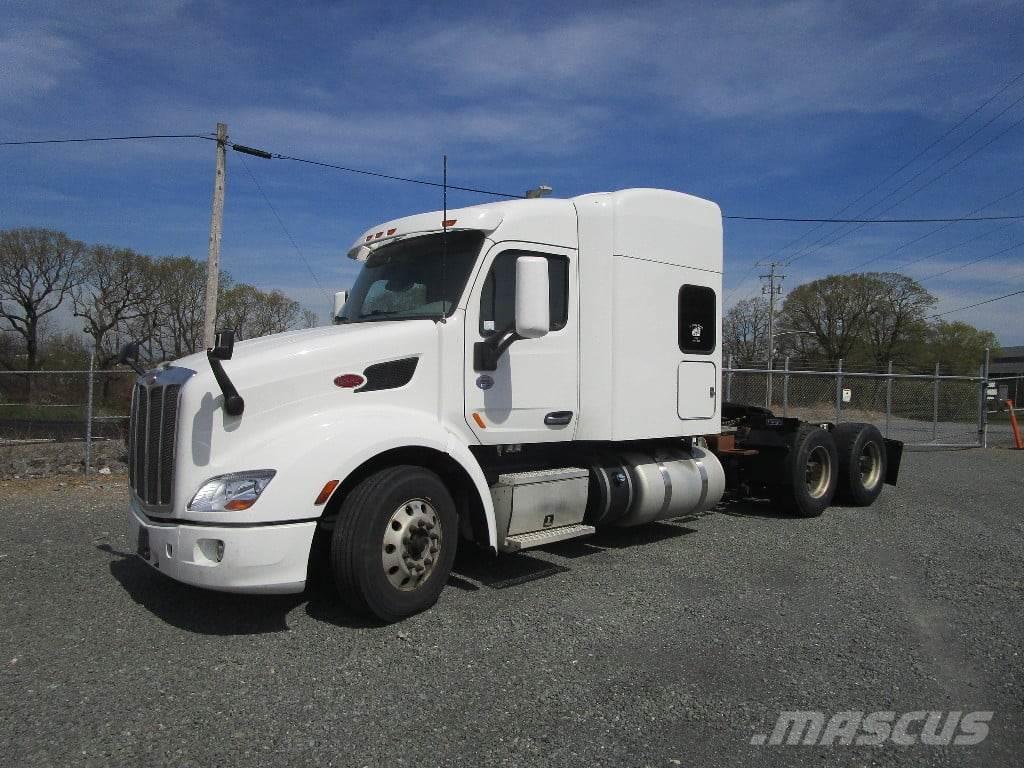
[127,505,317,594]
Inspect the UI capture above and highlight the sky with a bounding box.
[1,0,1023,344]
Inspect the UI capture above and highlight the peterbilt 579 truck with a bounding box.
[125,188,901,621]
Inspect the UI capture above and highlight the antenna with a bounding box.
[441,154,448,321]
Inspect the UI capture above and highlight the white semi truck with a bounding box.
[125,188,901,621]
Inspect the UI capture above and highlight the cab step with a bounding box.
[500,523,596,553]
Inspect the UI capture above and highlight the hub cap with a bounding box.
[805,445,832,499]
[859,441,882,489]
[382,498,442,591]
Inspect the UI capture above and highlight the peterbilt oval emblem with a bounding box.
[476,374,494,390]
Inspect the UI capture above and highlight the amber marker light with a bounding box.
[315,480,340,505]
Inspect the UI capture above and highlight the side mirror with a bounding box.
[332,290,348,324]
[210,329,235,360]
[514,256,550,339]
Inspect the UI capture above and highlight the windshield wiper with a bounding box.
[358,309,401,318]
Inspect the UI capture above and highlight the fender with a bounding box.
[195,405,497,550]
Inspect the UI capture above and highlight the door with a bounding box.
[677,361,717,419]
[464,242,578,443]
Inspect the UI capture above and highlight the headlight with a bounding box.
[188,470,276,512]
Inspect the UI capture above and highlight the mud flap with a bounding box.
[884,439,903,485]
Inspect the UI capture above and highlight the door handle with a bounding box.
[544,411,573,426]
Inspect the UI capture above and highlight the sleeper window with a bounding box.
[678,284,716,354]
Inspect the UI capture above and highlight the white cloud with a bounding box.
[0,28,80,101]
[369,1,997,121]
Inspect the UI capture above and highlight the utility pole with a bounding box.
[203,122,228,350]
[760,262,784,408]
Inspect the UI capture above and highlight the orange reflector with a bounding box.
[386,228,396,235]
[443,219,457,227]
[472,412,486,428]
[315,480,339,505]
[365,235,373,242]
[224,499,256,511]
[375,231,384,238]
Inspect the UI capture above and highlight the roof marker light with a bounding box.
[365,235,373,242]
[443,219,457,228]
[386,228,396,235]
[374,231,384,238]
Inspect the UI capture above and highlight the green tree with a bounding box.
[922,321,999,375]
[778,274,873,366]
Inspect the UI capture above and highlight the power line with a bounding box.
[930,288,1024,318]
[783,85,1024,267]
[259,148,524,199]
[890,220,1017,274]
[754,70,1024,266]
[0,133,214,146]
[6,130,1024,222]
[917,239,1024,282]
[840,182,1024,275]
[237,154,331,302]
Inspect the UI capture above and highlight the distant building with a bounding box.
[990,346,1024,404]
[990,346,1024,377]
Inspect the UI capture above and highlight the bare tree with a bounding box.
[73,245,158,368]
[301,308,319,329]
[0,229,84,378]
[218,284,301,339]
[132,257,210,361]
[723,297,768,363]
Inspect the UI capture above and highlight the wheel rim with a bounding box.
[805,445,832,499]
[381,498,442,591]
[858,441,882,489]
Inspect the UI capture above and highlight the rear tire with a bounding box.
[833,423,886,506]
[771,425,838,517]
[330,465,458,622]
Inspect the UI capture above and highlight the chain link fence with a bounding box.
[0,357,135,475]
[0,356,1014,476]
[725,357,991,447]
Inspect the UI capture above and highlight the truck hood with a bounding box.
[172,319,439,459]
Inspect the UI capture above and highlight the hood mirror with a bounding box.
[332,290,348,324]
[210,329,235,360]
[117,341,146,376]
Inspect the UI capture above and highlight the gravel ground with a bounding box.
[1,449,1022,767]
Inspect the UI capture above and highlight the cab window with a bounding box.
[480,251,569,335]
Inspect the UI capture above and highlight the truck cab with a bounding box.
[126,189,897,621]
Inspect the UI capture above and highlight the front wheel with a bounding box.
[330,465,458,622]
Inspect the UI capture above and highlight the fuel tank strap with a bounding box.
[695,457,709,511]
[657,460,673,518]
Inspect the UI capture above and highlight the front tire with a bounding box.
[330,465,458,622]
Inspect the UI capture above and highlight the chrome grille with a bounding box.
[129,379,183,508]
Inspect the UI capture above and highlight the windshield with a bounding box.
[338,230,485,323]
